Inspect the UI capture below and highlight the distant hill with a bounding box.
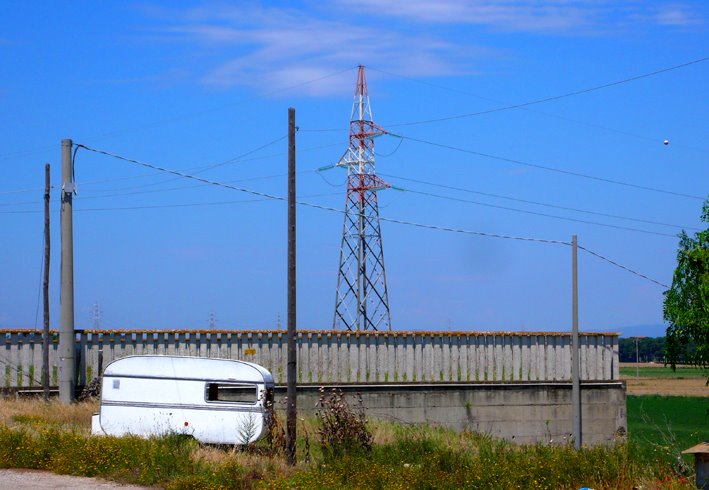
[614,324,667,339]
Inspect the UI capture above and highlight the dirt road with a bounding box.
[0,469,151,489]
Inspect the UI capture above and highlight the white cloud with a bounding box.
[138,1,705,96]
[654,4,704,26]
[333,0,605,32]
[142,3,490,96]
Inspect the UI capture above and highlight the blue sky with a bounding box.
[1,1,707,336]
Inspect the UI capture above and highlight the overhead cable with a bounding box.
[81,65,350,139]
[75,143,669,288]
[73,192,341,212]
[381,55,709,128]
[76,141,343,194]
[78,134,288,195]
[380,172,698,231]
[578,245,669,288]
[397,187,675,237]
[388,132,704,201]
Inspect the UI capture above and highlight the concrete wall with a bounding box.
[1,329,619,388]
[279,382,627,446]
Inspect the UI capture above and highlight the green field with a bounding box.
[627,395,709,466]
[620,365,708,379]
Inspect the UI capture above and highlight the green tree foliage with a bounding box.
[618,337,667,363]
[663,199,709,373]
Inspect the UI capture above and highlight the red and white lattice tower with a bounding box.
[333,66,392,331]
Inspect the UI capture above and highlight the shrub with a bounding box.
[315,388,372,458]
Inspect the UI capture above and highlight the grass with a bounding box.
[0,396,700,489]
[627,395,709,469]
[620,365,709,379]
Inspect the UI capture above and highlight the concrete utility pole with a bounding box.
[571,235,581,449]
[633,336,646,379]
[59,139,75,403]
[43,163,51,401]
[286,107,297,465]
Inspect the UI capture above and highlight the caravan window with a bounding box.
[206,383,258,403]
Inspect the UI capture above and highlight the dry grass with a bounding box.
[0,396,694,489]
[0,397,97,430]
[619,362,709,396]
[190,445,299,478]
[624,377,708,396]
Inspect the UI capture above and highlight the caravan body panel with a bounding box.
[93,355,274,444]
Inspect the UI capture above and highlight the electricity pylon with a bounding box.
[333,65,391,331]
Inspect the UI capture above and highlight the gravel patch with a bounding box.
[0,469,152,489]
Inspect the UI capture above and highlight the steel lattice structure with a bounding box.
[333,66,392,331]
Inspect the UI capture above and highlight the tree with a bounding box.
[663,199,709,375]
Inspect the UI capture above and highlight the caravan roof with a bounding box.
[103,355,274,384]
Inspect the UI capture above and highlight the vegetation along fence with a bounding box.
[1,329,619,388]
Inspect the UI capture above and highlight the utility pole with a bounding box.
[286,107,297,465]
[571,235,581,449]
[59,139,75,403]
[633,336,645,379]
[43,163,51,401]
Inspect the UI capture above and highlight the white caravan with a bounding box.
[91,355,275,444]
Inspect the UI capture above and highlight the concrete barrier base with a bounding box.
[275,382,626,446]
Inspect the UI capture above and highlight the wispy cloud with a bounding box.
[138,1,705,95]
[653,4,704,26]
[334,0,604,32]
[141,3,490,95]
[335,0,706,31]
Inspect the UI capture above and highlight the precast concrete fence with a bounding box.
[1,329,619,389]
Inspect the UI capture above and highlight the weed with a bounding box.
[236,412,259,449]
[315,388,372,458]
[262,399,287,457]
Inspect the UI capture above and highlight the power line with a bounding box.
[379,172,698,231]
[302,56,709,137]
[0,68,356,163]
[75,143,669,288]
[379,215,571,245]
[380,55,709,128]
[75,167,328,201]
[0,144,59,162]
[382,216,669,287]
[0,199,41,207]
[0,351,44,387]
[78,66,354,141]
[0,193,341,214]
[578,245,669,288]
[0,187,48,196]
[73,192,340,212]
[371,66,707,150]
[75,141,344,195]
[388,132,705,201]
[396,186,676,238]
[74,134,288,195]
[0,164,331,208]
[76,143,304,203]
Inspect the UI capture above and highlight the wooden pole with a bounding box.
[43,163,51,400]
[286,107,297,465]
